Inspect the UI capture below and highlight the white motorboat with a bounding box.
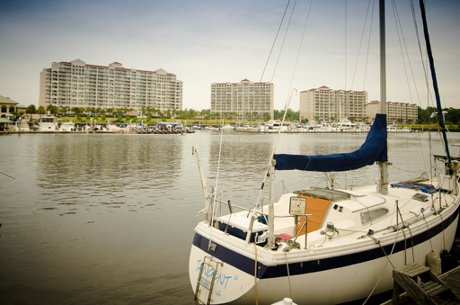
[189,1,460,304]
[259,121,289,133]
[387,124,412,133]
[59,121,75,132]
[37,115,58,132]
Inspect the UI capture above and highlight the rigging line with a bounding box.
[254,0,313,209]
[437,212,447,250]
[418,0,452,168]
[210,118,226,235]
[282,0,312,111]
[349,0,373,90]
[368,236,396,269]
[280,89,297,130]
[0,171,16,180]
[259,0,292,82]
[344,0,348,90]
[405,121,431,178]
[270,0,298,83]
[428,125,434,187]
[252,1,312,211]
[410,0,435,108]
[391,0,417,105]
[395,201,407,265]
[390,164,430,175]
[405,225,416,263]
[391,0,413,101]
[362,0,375,90]
[284,252,293,299]
[362,262,389,304]
[252,88,296,211]
[421,209,434,251]
[362,228,400,304]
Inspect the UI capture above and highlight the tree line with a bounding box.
[23,104,460,125]
[24,104,273,122]
[418,107,460,125]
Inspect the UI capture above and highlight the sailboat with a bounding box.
[189,1,460,304]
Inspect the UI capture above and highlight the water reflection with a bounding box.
[206,134,275,206]
[36,134,183,211]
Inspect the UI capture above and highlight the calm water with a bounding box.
[0,131,459,305]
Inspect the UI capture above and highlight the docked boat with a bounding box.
[234,125,261,133]
[329,120,370,133]
[259,121,289,133]
[37,115,58,132]
[106,123,123,132]
[189,1,459,304]
[387,124,412,133]
[59,121,75,132]
[14,118,31,132]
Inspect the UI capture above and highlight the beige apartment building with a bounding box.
[366,100,418,124]
[299,86,367,122]
[39,59,183,111]
[211,79,274,120]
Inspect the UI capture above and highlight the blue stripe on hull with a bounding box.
[192,204,460,279]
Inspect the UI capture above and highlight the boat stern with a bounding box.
[189,232,256,304]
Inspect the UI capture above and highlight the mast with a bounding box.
[419,0,452,171]
[377,0,389,194]
[268,160,275,248]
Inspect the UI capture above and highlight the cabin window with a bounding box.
[360,208,389,225]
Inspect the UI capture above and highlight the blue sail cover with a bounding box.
[274,114,387,172]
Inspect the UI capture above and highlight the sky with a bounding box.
[0,0,459,111]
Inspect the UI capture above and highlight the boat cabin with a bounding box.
[215,187,392,247]
[286,188,389,237]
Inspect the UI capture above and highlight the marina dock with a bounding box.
[383,264,460,304]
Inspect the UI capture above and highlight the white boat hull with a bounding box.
[253,218,457,305]
[190,207,459,304]
[37,122,58,132]
[190,246,257,304]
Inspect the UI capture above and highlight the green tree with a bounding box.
[59,106,69,116]
[445,108,460,125]
[274,108,299,121]
[71,107,83,116]
[417,106,432,124]
[46,104,58,115]
[26,104,37,114]
[37,106,46,114]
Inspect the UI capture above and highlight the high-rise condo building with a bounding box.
[366,100,418,124]
[39,59,183,111]
[300,86,367,122]
[211,79,274,120]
